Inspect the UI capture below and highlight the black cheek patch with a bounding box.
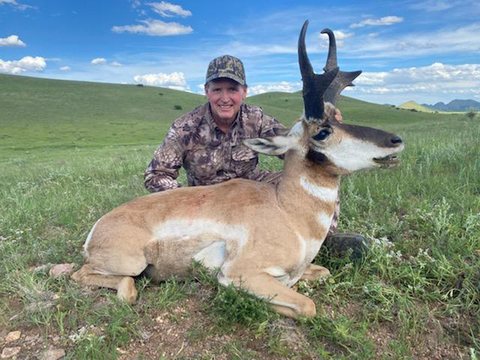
[307,149,328,164]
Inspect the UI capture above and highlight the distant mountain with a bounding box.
[422,99,480,111]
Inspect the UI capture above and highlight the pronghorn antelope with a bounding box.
[72,21,404,318]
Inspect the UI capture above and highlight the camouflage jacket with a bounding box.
[144,103,286,192]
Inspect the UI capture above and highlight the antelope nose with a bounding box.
[390,135,403,145]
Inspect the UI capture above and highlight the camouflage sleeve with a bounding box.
[144,125,184,193]
[259,113,287,138]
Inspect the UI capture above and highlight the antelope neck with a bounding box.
[277,151,340,219]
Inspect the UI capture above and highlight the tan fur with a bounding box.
[72,117,403,318]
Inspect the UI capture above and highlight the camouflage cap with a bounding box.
[205,55,246,86]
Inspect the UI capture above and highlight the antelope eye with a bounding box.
[313,129,331,141]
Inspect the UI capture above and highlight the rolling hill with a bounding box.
[0,73,460,160]
[398,101,437,113]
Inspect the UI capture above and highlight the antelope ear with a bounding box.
[324,102,337,121]
[243,135,299,156]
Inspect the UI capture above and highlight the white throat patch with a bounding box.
[299,176,338,202]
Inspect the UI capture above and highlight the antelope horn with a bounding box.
[321,28,362,106]
[299,20,338,122]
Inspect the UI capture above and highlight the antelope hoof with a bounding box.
[301,264,331,282]
[117,277,138,304]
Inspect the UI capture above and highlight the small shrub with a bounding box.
[136,84,143,87]
[466,110,477,120]
[158,92,164,96]
[174,104,183,110]
[211,283,277,328]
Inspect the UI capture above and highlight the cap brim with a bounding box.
[206,72,245,86]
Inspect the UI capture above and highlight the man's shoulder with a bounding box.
[164,103,208,140]
[241,103,265,118]
[172,103,209,128]
[240,103,277,129]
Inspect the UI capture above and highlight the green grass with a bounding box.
[0,73,205,161]
[0,74,479,359]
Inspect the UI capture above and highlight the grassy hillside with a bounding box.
[0,74,205,160]
[247,92,449,127]
[0,75,479,359]
[0,73,459,162]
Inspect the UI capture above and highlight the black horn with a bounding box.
[321,28,362,106]
[299,20,338,122]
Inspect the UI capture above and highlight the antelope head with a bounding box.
[245,20,404,175]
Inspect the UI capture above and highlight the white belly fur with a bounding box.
[152,219,249,270]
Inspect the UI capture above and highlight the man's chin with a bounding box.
[214,112,235,122]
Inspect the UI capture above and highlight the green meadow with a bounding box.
[0,73,479,359]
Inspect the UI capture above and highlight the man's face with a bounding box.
[205,78,247,128]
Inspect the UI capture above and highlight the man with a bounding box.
[144,55,367,258]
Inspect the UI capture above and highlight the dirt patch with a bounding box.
[0,285,474,359]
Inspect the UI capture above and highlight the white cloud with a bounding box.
[319,30,353,48]
[0,0,34,10]
[391,62,480,81]
[0,35,26,47]
[354,72,389,85]
[409,0,458,11]
[60,66,71,71]
[131,0,147,15]
[331,30,353,41]
[395,41,437,51]
[341,24,480,60]
[112,19,192,36]
[91,58,107,65]
[350,16,403,29]
[148,1,192,18]
[90,59,122,67]
[351,62,480,103]
[0,56,46,74]
[248,81,302,96]
[216,41,296,58]
[131,0,141,8]
[133,71,190,91]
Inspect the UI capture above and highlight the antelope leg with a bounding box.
[72,264,139,304]
[300,264,330,281]
[222,272,317,318]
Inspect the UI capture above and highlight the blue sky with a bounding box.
[1,0,479,105]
